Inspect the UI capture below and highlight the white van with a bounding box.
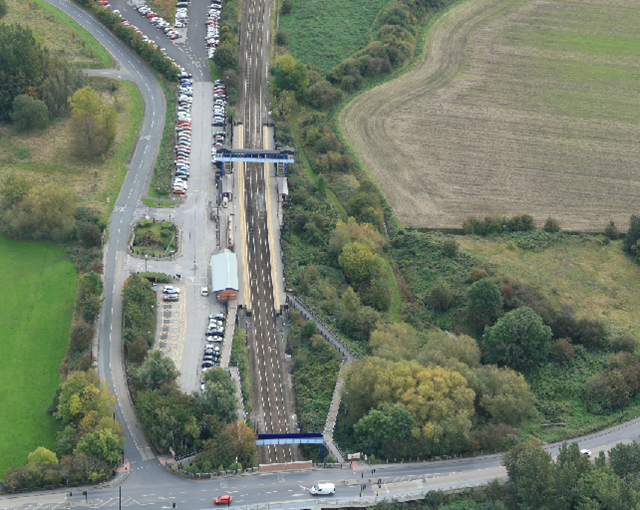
[222,196,228,208]
[309,483,335,496]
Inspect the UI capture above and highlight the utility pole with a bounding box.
[119,485,121,510]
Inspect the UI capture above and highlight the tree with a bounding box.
[55,369,115,426]
[608,442,640,480]
[552,338,575,363]
[270,54,308,93]
[27,447,58,466]
[604,220,619,240]
[420,331,481,368]
[316,174,327,196]
[275,30,288,46]
[354,403,414,456]
[39,54,86,118]
[0,0,7,18]
[69,320,95,351]
[213,43,239,71]
[273,90,297,122]
[482,307,553,370]
[623,215,640,253]
[441,238,458,257]
[467,278,503,330]
[78,292,103,324]
[79,271,103,296]
[0,175,33,209]
[548,442,592,510]
[10,94,48,130]
[137,350,179,390]
[475,366,536,425]
[304,80,343,110]
[369,323,418,361]
[428,280,453,311]
[280,0,293,15]
[338,242,379,283]
[502,441,552,510]
[198,377,238,424]
[74,428,123,463]
[79,222,102,247]
[543,218,561,233]
[127,336,150,363]
[68,86,117,158]
[329,217,386,258]
[2,183,76,241]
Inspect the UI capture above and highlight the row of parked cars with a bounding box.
[162,285,181,302]
[173,72,195,195]
[134,3,183,40]
[201,313,226,390]
[211,81,227,163]
[206,0,222,60]
[109,8,183,70]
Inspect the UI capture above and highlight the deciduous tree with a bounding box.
[475,366,536,425]
[27,447,58,467]
[137,350,180,390]
[270,55,308,93]
[68,86,117,159]
[10,94,48,130]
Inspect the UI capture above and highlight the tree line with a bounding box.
[122,274,257,471]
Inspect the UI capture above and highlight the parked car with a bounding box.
[163,286,180,294]
[163,294,179,302]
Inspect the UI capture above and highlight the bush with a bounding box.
[604,220,619,240]
[213,43,239,71]
[428,280,453,311]
[10,95,49,131]
[79,222,102,247]
[275,30,288,46]
[69,320,95,351]
[543,218,560,233]
[609,330,637,353]
[552,338,575,363]
[509,214,535,232]
[0,0,6,18]
[441,238,458,258]
[280,0,293,14]
[623,215,640,254]
[304,80,343,110]
[576,318,606,347]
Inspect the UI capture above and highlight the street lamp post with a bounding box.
[343,392,348,433]
[145,254,148,272]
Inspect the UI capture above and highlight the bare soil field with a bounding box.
[341,0,640,230]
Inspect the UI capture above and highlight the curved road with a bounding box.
[3,1,640,510]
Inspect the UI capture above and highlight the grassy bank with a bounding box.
[0,237,77,476]
[230,327,253,420]
[6,0,112,68]
[149,80,175,199]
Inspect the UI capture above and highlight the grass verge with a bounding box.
[26,0,112,68]
[208,61,222,82]
[0,236,77,476]
[149,80,175,199]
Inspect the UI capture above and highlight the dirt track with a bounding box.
[341,0,640,230]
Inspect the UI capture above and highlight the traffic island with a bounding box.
[130,219,180,258]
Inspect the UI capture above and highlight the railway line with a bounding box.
[239,0,295,464]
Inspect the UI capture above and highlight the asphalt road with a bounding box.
[13,2,640,510]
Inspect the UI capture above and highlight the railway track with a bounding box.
[239,0,294,464]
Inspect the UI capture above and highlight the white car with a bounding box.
[163,286,181,294]
[201,287,209,296]
[580,449,591,457]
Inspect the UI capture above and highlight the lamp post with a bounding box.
[145,254,148,272]
[343,392,348,433]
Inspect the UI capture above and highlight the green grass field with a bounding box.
[0,236,77,476]
[278,0,390,74]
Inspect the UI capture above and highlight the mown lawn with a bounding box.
[0,236,77,477]
[278,0,390,74]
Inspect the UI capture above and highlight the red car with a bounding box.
[146,12,158,17]
[214,495,232,505]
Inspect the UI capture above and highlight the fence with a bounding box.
[286,295,358,361]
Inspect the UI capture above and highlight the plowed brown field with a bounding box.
[341,0,640,230]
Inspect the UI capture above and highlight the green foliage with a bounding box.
[427,279,453,311]
[467,278,503,330]
[475,366,536,425]
[441,238,458,257]
[213,43,239,71]
[137,272,171,283]
[289,312,342,433]
[122,273,156,349]
[74,428,123,463]
[68,86,117,159]
[69,320,94,352]
[304,80,343,110]
[0,175,33,210]
[195,422,257,472]
[0,0,6,18]
[1,182,77,242]
[27,447,58,467]
[552,338,576,363]
[353,403,414,456]
[623,215,640,254]
[10,94,48,130]
[275,30,288,46]
[482,307,553,371]
[229,327,252,416]
[270,54,308,93]
[608,442,640,481]
[503,440,553,510]
[604,220,619,240]
[543,218,561,233]
[280,0,293,15]
[136,350,180,390]
[54,369,115,426]
[79,222,102,247]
